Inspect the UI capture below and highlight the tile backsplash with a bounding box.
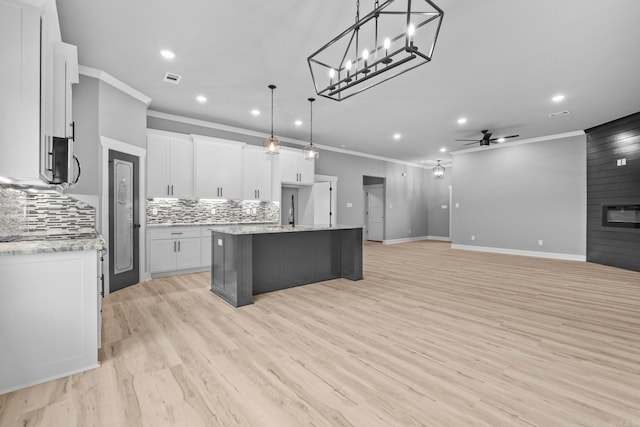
[146,198,279,225]
[0,186,96,239]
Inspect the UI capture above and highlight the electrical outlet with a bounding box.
[409,229,411,234]
[471,235,475,241]
[152,208,158,215]
[538,240,543,246]
[210,208,216,215]
[441,204,448,209]
[346,202,353,208]
[251,208,257,215]
[246,208,251,214]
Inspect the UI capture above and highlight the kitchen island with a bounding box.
[209,225,363,307]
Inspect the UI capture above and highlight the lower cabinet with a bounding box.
[0,249,99,394]
[149,227,202,274]
[201,234,212,268]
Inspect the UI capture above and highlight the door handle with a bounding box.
[70,121,75,141]
[133,224,141,229]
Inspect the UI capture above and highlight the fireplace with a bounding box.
[602,205,640,229]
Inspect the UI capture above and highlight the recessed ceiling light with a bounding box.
[497,137,506,143]
[440,147,447,153]
[552,94,565,102]
[251,109,260,116]
[294,120,303,126]
[393,133,401,140]
[196,95,207,103]
[457,117,467,125]
[160,50,175,59]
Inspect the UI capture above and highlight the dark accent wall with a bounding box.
[586,112,640,272]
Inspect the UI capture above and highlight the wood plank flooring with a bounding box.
[1,241,640,426]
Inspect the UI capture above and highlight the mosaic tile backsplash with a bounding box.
[146,198,279,225]
[0,186,96,240]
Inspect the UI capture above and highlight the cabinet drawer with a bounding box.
[149,226,201,240]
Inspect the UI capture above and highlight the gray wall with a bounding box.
[148,116,432,241]
[451,134,587,256]
[69,76,147,196]
[426,166,452,239]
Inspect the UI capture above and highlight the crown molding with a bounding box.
[147,110,431,169]
[79,66,152,106]
[450,130,585,156]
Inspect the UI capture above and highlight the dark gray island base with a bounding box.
[209,225,363,307]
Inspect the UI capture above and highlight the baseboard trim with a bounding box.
[151,266,210,279]
[427,236,451,242]
[451,244,586,262]
[383,236,430,245]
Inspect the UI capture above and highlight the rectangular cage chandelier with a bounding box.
[308,0,444,101]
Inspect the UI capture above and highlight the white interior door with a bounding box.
[367,187,384,241]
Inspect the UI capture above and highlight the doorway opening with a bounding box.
[108,150,140,292]
[363,176,385,242]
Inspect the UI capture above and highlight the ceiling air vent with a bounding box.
[163,72,182,84]
[548,110,570,118]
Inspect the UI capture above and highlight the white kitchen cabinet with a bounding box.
[278,147,315,185]
[52,42,78,139]
[201,227,212,268]
[0,0,46,181]
[147,133,194,198]
[149,227,203,274]
[193,136,244,200]
[0,249,99,395]
[242,146,272,201]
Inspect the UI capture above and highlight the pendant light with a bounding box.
[433,160,445,179]
[304,97,319,160]
[263,84,280,155]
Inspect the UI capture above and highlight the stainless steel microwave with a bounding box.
[41,136,78,186]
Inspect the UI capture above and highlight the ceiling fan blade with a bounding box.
[463,141,480,146]
[456,139,481,142]
[503,134,519,139]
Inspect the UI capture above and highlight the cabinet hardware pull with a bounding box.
[171,232,183,235]
[178,241,181,251]
[171,185,174,195]
[174,241,176,252]
[167,185,170,195]
[257,189,260,198]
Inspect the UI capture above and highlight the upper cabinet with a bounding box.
[147,133,194,198]
[193,136,244,200]
[0,0,78,184]
[242,146,272,201]
[279,147,315,185]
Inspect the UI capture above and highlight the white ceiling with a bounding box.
[57,0,640,165]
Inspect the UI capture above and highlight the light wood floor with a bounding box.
[2,241,640,426]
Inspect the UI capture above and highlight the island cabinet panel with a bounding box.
[209,226,363,307]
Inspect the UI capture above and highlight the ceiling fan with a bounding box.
[456,130,519,146]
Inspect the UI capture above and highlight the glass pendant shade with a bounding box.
[304,97,319,160]
[304,144,319,160]
[264,84,280,155]
[433,160,445,179]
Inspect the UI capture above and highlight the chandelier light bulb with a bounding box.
[346,60,352,70]
[384,38,391,50]
[329,68,336,78]
[362,49,369,60]
[408,23,416,36]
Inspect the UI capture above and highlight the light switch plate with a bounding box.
[152,208,158,215]
[217,239,223,246]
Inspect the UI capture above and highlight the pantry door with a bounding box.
[108,150,140,292]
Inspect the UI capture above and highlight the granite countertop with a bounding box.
[0,235,104,256]
[147,222,277,228]
[208,224,363,235]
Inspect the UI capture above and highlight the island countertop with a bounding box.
[208,224,362,235]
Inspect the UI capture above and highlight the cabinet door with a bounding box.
[169,139,194,199]
[149,239,177,273]
[52,43,77,139]
[147,135,171,197]
[194,139,220,199]
[256,152,272,201]
[298,155,315,184]
[176,238,201,270]
[217,143,243,200]
[242,148,258,200]
[0,1,40,180]
[201,236,212,268]
[279,150,299,183]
